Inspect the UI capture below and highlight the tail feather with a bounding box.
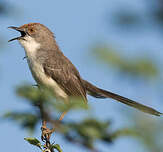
[83,80,162,116]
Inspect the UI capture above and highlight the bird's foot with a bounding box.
[41,125,52,145]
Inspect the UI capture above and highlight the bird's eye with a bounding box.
[29,28,34,33]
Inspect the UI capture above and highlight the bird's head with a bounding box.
[8,23,55,50]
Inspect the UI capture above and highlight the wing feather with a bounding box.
[43,52,87,103]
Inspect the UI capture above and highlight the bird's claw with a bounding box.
[41,125,52,144]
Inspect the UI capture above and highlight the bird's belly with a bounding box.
[27,58,68,100]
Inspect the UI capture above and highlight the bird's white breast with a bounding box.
[19,36,68,100]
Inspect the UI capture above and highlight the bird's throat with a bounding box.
[19,36,41,57]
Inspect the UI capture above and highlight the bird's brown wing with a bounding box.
[43,53,87,103]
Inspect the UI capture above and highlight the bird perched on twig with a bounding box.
[8,23,162,141]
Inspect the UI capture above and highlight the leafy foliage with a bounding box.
[24,137,42,150]
[3,84,142,151]
[24,137,63,152]
[50,144,62,152]
[93,46,159,80]
[4,112,39,132]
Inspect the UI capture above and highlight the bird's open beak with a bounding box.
[8,26,26,42]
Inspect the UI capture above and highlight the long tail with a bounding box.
[83,80,162,116]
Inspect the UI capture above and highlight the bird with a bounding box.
[8,23,162,140]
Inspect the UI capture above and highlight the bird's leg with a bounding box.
[50,111,67,134]
[41,98,68,139]
[40,101,52,146]
[41,120,52,146]
[58,97,69,121]
[59,111,67,121]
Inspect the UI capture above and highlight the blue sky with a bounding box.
[1,0,163,152]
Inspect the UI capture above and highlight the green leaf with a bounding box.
[51,144,62,152]
[24,137,42,150]
[16,85,52,104]
[93,46,159,80]
[4,112,39,133]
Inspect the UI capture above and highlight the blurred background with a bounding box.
[1,0,163,152]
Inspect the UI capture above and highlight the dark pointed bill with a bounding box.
[8,26,19,30]
[8,37,21,42]
[8,26,25,42]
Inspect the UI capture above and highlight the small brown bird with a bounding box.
[8,23,162,139]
